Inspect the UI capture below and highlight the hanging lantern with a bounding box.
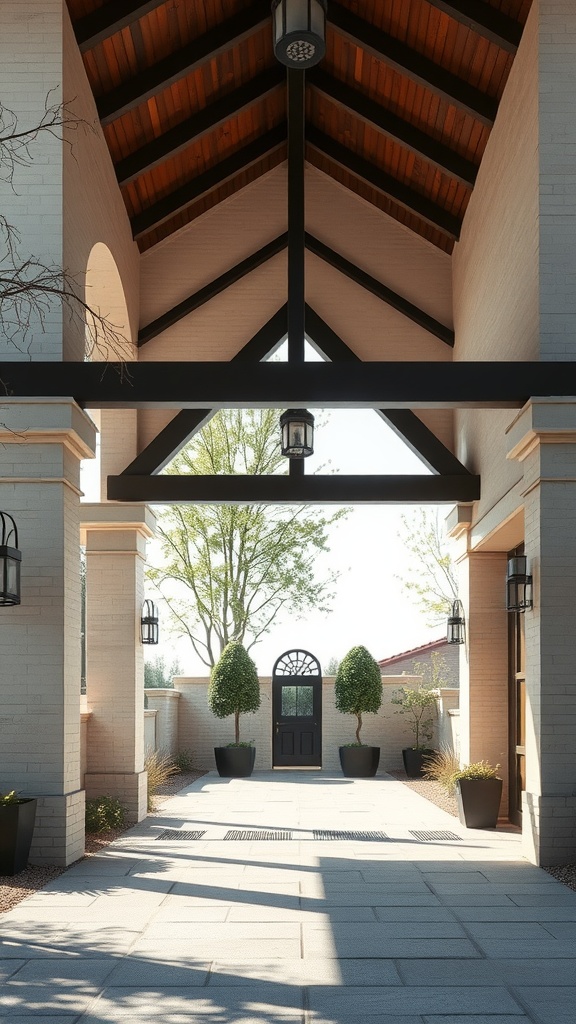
[506,555,533,613]
[280,408,315,457]
[447,599,465,645]
[141,599,159,645]
[272,0,327,68]
[0,511,21,606]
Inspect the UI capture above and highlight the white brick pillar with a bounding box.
[456,549,509,804]
[0,399,97,866]
[81,504,156,823]
[508,399,576,864]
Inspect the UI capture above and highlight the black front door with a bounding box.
[272,650,322,767]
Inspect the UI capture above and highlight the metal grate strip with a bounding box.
[313,830,390,841]
[155,829,206,841]
[223,830,292,841]
[409,830,462,841]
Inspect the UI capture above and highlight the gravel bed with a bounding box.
[0,770,205,915]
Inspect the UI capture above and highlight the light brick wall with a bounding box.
[380,643,460,688]
[145,689,181,755]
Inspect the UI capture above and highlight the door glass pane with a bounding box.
[281,685,314,716]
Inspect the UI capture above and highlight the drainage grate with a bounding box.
[155,829,206,841]
[224,830,292,841]
[409,830,462,842]
[313,830,390,841]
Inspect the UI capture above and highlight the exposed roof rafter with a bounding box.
[73,0,166,52]
[426,0,523,53]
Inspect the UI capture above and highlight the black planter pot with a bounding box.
[0,798,37,875]
[402,747,435,779]
[456,777,503,828]
[339,745,380,778]
[214,746,256,778]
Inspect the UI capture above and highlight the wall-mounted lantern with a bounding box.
[0,511,21,606]
[447,598,465,645]
[506,555,533,612]
[141,598,159,645]
[280,408,315,458]
[272,0,327,68]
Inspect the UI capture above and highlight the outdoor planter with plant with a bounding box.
[424,752,502,828]
[208,641,261,777]
[391,653,442,777]
[335,645,383,777]
[0,790,37,876]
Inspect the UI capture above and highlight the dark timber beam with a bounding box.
[426,1,523,54]
[97,1,271,125]
[304,306,467,476]
[3,361,576,409]
[107,473,481,504]
[305,236,454,347]
[328,2,498,127]
[116,68,284,187]
[138,235,288,346]
[73,0,166,53]
[131,125,286,239]
[125,306,288,475]
[308,69,477,189]
[307,127,461,240]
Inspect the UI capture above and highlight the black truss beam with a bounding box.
[305,236,454,347]
[426,1,523,54]
[131,125,286,239]
[73,0,166,53]
[328,2,497,127]
[3,361,575,409]
[116,68,284,187]
[125,306,288,475]
[309,69,477,190]
[138,235,288,346]
[304,306,467,476]
[107,472,480,504]
[97,1,271,126]
[307,127,461,240]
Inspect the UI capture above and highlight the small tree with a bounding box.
[335,645,382,745]
[391,653,444,750]
[208,641,261,745]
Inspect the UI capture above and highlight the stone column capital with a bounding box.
[506,398,576,463]
[80,502,157,543]
[0,398,97,460]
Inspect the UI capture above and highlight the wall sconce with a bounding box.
[506,555,533,612]
[141,599,159,645]
[280,409,315,458]
[272,0,327,68]
[0,511,21,606]
[447,599,465,645]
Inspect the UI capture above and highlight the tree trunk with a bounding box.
[235,709,240,745]
[355,712,362,744]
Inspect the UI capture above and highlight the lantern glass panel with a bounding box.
[0,549,21,605]
[285,0,308,33]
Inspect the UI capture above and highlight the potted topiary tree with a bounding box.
[208,641,261,777]
[335,645,383,777]
[0,791,37,875]
[391,653,442,777]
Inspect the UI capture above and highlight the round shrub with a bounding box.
[85,796,126,834]
[335,645,382,744]
[208,641,261,744]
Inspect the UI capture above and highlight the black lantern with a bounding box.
[447,599,465,645]
[506,555,533,612]
[272,0,327,68]
[280,408,315,457]
[141,599,159,645]
[0,511,21,606]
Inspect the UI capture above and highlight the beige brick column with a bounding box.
[81,504,156,822]
[508,399,576,864]
[0,399,97,865]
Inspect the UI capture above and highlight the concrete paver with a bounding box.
[0,770,575,1022]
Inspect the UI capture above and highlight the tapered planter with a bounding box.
[402,747,435,779]
[339,745,380,778]
[214,746,256,778]
[456,778,502,828]
[0,798,37,875]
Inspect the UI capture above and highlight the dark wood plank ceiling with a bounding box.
[66,0,532,253]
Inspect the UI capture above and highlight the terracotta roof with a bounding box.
[378,637,449,668]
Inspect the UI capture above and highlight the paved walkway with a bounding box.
[1,771,575,1023]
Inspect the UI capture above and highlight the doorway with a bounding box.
[508,547,526,826]
[272,650,322,767]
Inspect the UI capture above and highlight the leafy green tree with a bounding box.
[148,409,348,668]
[335,645,382,744]
[325,655,340,676]
[208,641,261,744]
[144,654,183,688]
[390,651,445,750]
[397,509,457,626]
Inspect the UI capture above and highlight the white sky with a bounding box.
[81,345,449,677]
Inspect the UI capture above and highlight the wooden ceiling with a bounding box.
[66,0,532,254]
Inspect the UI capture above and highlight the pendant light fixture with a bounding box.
[272,0,327,68]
